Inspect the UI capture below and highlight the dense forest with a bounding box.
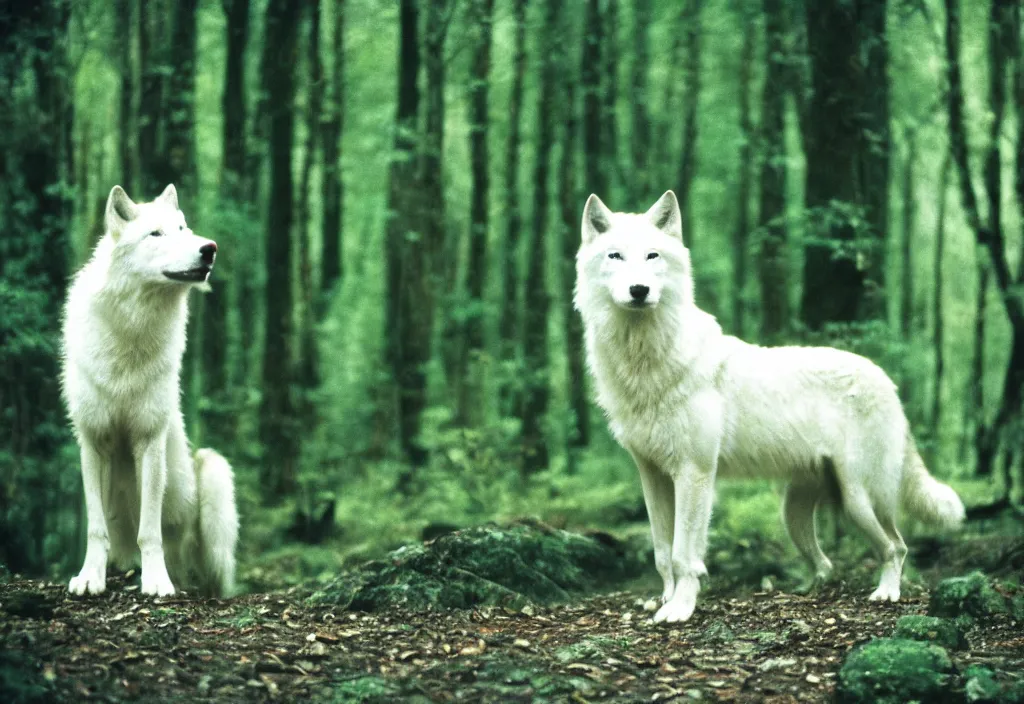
[1,0,1023,589]
[3,0,1024,700]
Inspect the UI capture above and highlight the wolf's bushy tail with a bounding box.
[900,433,965,530]
[194,448,239,597]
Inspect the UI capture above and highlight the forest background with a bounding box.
[1,0,1022,591]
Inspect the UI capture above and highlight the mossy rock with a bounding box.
[963,665,1024,704]
[309,520,646,612]
[928,572,1008,620]
[892,615,966,650]
[835,638,955,704]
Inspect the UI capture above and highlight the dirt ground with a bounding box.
[2,568,1022,703]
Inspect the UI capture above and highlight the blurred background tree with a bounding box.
[1,0,1021,587]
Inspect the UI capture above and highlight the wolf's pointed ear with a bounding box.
[582,194,614,245]
[105,185,138,241]
[645,190,682,240]
[157,183,179,210]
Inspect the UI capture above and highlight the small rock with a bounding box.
[642,598,659,613]
[758,657,797,672]
[806,674,821,684]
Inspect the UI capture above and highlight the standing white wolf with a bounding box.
[62,184,239,598]
[575,191,965,623]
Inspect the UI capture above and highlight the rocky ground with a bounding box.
[1,526,1022,703]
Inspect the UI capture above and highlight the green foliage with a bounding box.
[0,649,54,703]
[928,572,1008,620]
[835,638,955,704]
[309,521,646,612]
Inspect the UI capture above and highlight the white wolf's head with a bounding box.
[575,190,693,314]
[104,184,217,287]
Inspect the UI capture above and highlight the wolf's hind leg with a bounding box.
[69,441,110,596]
[632,452,676,603]
[783,482,833,583]
[842,487,904,602]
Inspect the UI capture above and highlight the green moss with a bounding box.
[964,666,1003,704]
[309,520,645,612]
[928,572,1008,619]
[835,638,954,704]
[329,675,406,703]
[0,650,52,704]
[893,615,966,650]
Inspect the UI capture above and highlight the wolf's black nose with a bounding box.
[199,242,217,265]
[629,284,649,301]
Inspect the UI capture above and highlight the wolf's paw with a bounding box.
[661,583,675,604]
[69,569,106,596]
[868,584,900,603]
[141,567,176,597]
[653,595,696,623]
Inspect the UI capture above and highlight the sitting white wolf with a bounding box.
[575,190,964,623]
[62,184,238,598]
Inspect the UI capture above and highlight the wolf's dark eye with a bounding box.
[149,230,162,237]
[646,252,660,260]
[607,252,623,260]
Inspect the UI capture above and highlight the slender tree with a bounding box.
[677,0,702,244]
[629,0,652,202]
[138,0,167,195]
[899,128,917,338]
[757,0,790,344]
[116,0,137,192]
[732,8,755,337]
[582,0,606,199]
[932,152,951,450]
[206,0,250,437]
[319,0,346,314]
[498,0,527,412]
[800,0,890,330]
[601,0,621,197]
[458,0,495,425]
[296,0,323,406]
[945,0,1024,480]
[558,3,587,451]
[259,0,302,499]
[520,0,561,474]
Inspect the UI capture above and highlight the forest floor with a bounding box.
[2,534,1023,703]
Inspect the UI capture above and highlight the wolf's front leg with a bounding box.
[69,442,110,596]
[653,462,715,623]
[631,452,676,603]
[135,433,175,596]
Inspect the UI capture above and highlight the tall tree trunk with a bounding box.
[138,0,167,195]
[945,0,1024,479]
[319,0,346,315]
[800,0,890,331]
[296,0,323,410]
[732,11,754,337]
[0,0,75,574]
[601,0,620,197]
[116,0,137,192]
[582,0,606,198]
[204,0,249,445]
[498,0,527,413]
[932,152,951,452]
[629,0,652,202]
[520,0,561,475]
[966,264,988,465]
[259,0,302,500]
[758,0,790,344]
[209,0,250,438]
[458,0,494,426]
[900,129,917,338]
[558,4,587,453]
[165,0,200,437]
[677,0,702,246]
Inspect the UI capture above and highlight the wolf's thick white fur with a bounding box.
[575,191,965,623]
[62,184,238,598]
